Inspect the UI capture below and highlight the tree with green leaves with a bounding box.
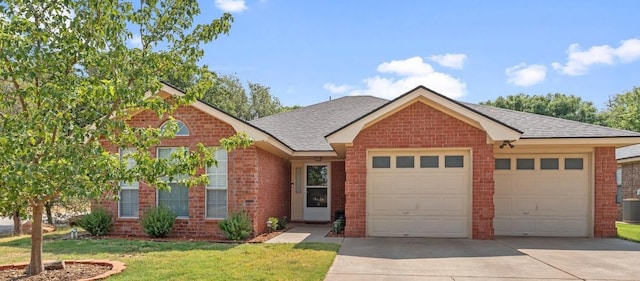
[249,82,285,119]
[601,87,640,132]
[480,93,601,124]
[0,0,251,275]
[166,73,295,120]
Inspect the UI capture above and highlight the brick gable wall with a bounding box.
[100,105,289,238]
[344,101,495,239]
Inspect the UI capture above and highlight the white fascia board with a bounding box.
[516,137,640,146]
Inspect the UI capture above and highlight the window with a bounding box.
[160,120,189,136]
[396,156,414,168]
[516,158,534,170]
[541,158,559,170]
[495,158,511,170]
[420,156,439,168]
[565,158,583,170]
[444,155,464,168]
[157,147,189,217]
[495,159,511,170]
[206,149,228,219]
[372,156,390,168]
[617,167,623,204]
[119,148,139,218]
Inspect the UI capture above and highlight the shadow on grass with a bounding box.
[293,242,340,252]
[0,232,239,256]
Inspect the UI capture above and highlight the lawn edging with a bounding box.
[0,259,126,281]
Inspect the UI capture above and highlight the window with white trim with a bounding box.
[119,148,139,218]
[157,147,189,217]
[206,149,228,219]
[160,120,190,136]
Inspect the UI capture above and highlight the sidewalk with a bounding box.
[266,223,344,244]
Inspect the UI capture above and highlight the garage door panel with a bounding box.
[494,154,589,237]
[367,150,470,238]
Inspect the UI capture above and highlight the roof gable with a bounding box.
[325,86,523,145]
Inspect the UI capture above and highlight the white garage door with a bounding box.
[367,150,470,237]
[494,154,590,237]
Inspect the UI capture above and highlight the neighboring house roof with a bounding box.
[249,96,387,151]
[617,144,640,161]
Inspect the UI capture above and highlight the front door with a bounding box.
[304,164,330,221]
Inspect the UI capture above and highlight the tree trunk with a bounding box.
[12,209,21,236]
[27,202,44,276]
[44,201,54,225]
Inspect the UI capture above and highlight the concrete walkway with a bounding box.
[266,223,344,244]
[325,237,640,281]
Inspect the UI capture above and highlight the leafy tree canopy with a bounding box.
[480,93,601,124]
[0,0,251,275]
[165,73,297,120]
[601,87,640,132]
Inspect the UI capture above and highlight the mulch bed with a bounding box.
[0,263,110,281]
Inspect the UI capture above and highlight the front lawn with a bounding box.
[617,222,640,242]
[0,231,340,281]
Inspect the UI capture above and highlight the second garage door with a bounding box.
[367,150,470,238]
[494,154,590,237]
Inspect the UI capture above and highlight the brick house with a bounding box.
[615,144,640,220]
[101,83,640,239]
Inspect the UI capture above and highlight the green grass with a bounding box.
[617,222,640,242]
[0,230,340,281]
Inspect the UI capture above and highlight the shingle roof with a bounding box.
[462,103,640,139]
[249,96,388,151]
[617,144,640,160]
[250,95,640,152]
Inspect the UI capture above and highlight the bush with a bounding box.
[277,216,288,230]
[219,212,253,240]
[267,217,278,231]
[76,207,113,236]
[140,206,177,238]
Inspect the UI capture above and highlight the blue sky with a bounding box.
[195,0,640,109]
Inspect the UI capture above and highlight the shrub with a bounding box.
[277,216,288,230]
[76,207,113,236]
[219,211,253,240]
[140,206,177,238]
[267,217,279,231]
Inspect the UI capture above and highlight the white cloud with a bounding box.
[333,56,466,100]
[616,39,640,63]
[323,83,353,94]
[215,0,248,13]
[505,63,547,87]
[429,53,467,69]
[128,34,143,49]
[552,38,640,76]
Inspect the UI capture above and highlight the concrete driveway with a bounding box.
[325,237,640,281]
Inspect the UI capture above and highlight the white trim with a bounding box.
[160,119,190,136]
[326,87,522,145]
[617,156,640,164]
[515,137,640,146]
[291,151,338,157]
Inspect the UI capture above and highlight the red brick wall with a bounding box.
[253,147,291,234]
[331,161,346,221]
[344,101,495,239]
[618,162,640,219]
[594,147,618,237]
[100,105,288,238]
